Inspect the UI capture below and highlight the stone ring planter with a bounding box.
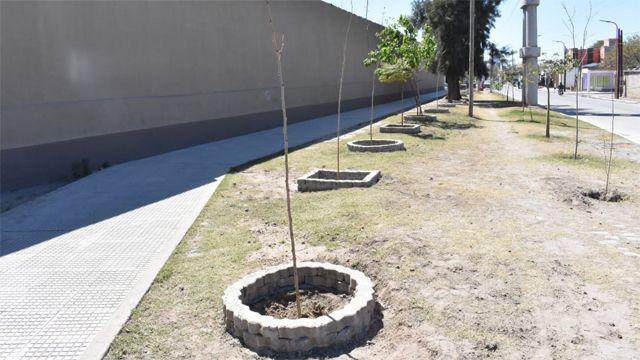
[438,103,456,108]
[379,124,421,134]
[347,139,405,152]
[297,169,381,192]
[404,114,437,123]
[223,262,376,354]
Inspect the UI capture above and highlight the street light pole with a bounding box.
[600,20,620,99]
[619,29,624,97]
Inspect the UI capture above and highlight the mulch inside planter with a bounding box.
[250,289,352,319]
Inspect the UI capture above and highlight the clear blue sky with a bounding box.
[324,0,640,63]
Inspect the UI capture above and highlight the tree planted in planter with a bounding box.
[363,0,376,141]
[374,61,412,125]
[364,16,436,121]
[265,0,301,317]
[335,1,354,177]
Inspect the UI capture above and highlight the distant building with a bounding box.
[562,38,619,91]
[567,47,600,65]
[600,38,619,64]
[566,38,618,66]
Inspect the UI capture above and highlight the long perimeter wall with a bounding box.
[1,0,437,190]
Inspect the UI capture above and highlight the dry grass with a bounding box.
[105,92,640,360]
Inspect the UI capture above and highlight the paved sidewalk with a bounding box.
[0,90,442,360]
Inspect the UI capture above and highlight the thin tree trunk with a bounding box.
[490,62,494,93]
[336,3,353,177]
[605,92,615,196]
[545,86,551,137]
[265,0,300,317]
[365,0,374,142]
[435,73,440,107]
[369,70,375,141]
[435,58,441,108]
[415,79,422,115]
[401,83,405,125]
[574,71,580,159]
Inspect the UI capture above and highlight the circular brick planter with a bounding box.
[347,139,405,152]
[379,124,421,134]
[223,262,375,354]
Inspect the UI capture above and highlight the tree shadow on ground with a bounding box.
[515,118,573,127]
[253,301,385,359]
[430,121,480,130]
[472,100,521,108]
[406,119,480,130]
[410,133,446,140]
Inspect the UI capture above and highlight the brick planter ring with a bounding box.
[223,262,376,354]
[347,139,405,152]
[379,124,421,134]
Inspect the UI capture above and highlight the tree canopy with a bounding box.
[600,34,640,70]
[364,15,437,116]
[410,0,503,99]
[364,15,437,79]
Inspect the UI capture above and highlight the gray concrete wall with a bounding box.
[1,0,437,189]
[625,71,640,99]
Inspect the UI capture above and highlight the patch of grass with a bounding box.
[540,152,639,171]
[105,107,477,359]
[501,108,598,130]
[105,175,262,359]
[105,94,640,358]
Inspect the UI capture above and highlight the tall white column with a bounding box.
[519,0,540,105]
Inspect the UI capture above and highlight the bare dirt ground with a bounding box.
[106,92,640,359]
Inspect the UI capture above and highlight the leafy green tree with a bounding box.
[411,0,503,100]
[364,16,437,120]
[487,43,511,93]
[502,65,520,102]
[540,55,572,137]
[374,61,413,124]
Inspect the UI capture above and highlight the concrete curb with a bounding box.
[296,169,381,192]
[404,114,437,123]
[379,124,421,134]
[346,139,405,152]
